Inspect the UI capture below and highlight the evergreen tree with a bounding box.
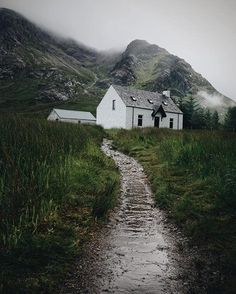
[224,107,236,130]
[204,109,213,129]
[183,95,200,129]
[176,96,185,112]
[180,95,220,130]
[212,110,220,129]
[190,108,204,129]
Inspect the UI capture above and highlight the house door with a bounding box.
[154,116,160,128]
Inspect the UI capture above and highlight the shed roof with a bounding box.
[112,85,182,114]
[53,109,96,120]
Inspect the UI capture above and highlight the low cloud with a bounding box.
[197,91,224,107]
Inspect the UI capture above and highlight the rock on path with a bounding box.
[61,139,205,294]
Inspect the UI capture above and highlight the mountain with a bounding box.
[0,8,235,116]
[0,8,103,114]
[109,39,235,114]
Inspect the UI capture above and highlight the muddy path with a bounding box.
[61,139,206,294]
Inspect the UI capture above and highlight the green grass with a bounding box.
[110,128,236,293]
[0,75,103,117]
[0,116,119,292]
[135,52,168,85]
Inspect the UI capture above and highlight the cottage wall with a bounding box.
[126,107,156,129]
[96,86,126,129]
[159,112,183,130]
[58,119,96,124]
[179,113,183,130]
[47,110,59,121]
[126,107,183,130]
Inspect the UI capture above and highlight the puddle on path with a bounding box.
[61,139,206,294]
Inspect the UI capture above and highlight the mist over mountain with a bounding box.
[0,8,235,115]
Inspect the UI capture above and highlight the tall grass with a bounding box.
[111,128,236,293]
[158,131,236,214]
[0,116,119,291]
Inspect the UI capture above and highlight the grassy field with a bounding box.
[1,119,236,293]
[0,117,119,292]
[111,128,236,293]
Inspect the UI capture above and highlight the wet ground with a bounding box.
[61,139,207,294]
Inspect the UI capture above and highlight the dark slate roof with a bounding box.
[112,85,182,114]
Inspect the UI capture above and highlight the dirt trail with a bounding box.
[61,139,205,294]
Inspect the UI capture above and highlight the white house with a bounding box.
[47,108,96,124]
[96,85,183,129]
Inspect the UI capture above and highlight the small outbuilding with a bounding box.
[96,85,183,129]
[47,108,96,124]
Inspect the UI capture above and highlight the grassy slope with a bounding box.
[0,117,119,292]
[0,39,103,116]
[134,52,168,86]
[0,78,103,118]
[111,128,236,293]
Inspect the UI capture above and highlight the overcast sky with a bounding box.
[1,0,236,100]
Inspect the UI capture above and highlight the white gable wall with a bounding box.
[96,86,127,129]
[47,110,59,121]
[178,113,183,129]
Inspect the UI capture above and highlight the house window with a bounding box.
[112,99,116,110]
[169,118,174,129]
[138,115,143,127]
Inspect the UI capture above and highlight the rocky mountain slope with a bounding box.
[0,8,103,114]
[0,8,235,115]
[109,39,235,113]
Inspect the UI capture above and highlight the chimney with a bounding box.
[162,90,170,98]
